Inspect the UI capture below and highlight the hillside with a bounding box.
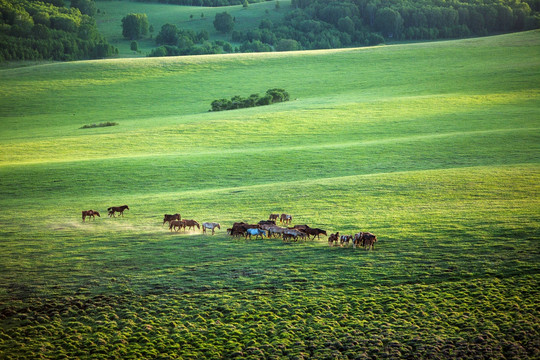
[0,31,539,358]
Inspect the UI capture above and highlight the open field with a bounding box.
[0,31,539,358]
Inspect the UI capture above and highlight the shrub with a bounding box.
[80,122,118,129]
[210,89,289,111]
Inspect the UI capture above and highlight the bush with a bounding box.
[80,122,118,129]
[210,89,289,111]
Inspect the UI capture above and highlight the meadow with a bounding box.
[0,31,539,358]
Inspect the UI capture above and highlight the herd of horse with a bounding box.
[82,207,378,250]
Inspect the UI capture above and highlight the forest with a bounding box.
[231,0,540,51]
[0,0,116,61]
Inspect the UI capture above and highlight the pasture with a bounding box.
[0,31,539,358]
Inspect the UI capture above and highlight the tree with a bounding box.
[130,41,138,52]
[213,12,234,33]
[121,13,149,40]
[276,38,299,51]
[243,0,248,8]
[156,23,178,45]
[375,7,403,39]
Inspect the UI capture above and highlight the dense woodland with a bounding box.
[231,0,540,51]
[0,0,116,61]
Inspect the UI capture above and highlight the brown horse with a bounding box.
[163,213,181,225]
[362,232,378,250]
[82,210,100,222]
[183,219,200,231]
[108,205,129,217]
[328,232,340,246]
[304,227,327,240]
[280,213,292,224]
[353,232,377,250]
[169,220,185,232]
[269,213,279,221]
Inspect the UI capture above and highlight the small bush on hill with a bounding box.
[80,122,118,129]
[210,89,289,111]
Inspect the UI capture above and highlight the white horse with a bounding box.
[202,222,221,235]
[245,228,266,240]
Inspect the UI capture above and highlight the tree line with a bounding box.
[0,0,116,61]
[133,0,265,6]
[231,0,539,51]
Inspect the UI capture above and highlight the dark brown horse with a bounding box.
[163,213,181,225]
[82,210,100,222]
[108,205,129,217]
[304,228,327,240]
[269,213,279,221]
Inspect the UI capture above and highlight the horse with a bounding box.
[362,232,378,250]
[328,232,340,246]
[304,228,327,240]
[169,220,185,232]
[163,213,181,225]
[183,219,200,231]
[269,213,279,222]
[82,210,100,222]
[283,228,303,241]
[353,232,377,249]
[245,228,266,240]
[202,222,220,235]
[353,232,365,248]
[340,235,353,247]
[108,205,129,217]
[267,225,286,238]
[280,213,292,224]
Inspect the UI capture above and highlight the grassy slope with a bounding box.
[95,0,292,57]
[0,31,539,358]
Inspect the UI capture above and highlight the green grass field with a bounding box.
[0,31,539,358]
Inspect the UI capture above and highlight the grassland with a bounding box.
[0,31,539,358]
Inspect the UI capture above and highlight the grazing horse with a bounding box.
[328,232,340,246]
[163,213,181,225]
[202,222,220,235]
[108,205,129,217]
[82,210,100,222]
[269,213,279,222]
[246,228,266,240]
[183,220,200,231]
[169,220,185,232]
[280,213,292,224]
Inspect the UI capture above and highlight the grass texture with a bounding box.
[0,31,539,359]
